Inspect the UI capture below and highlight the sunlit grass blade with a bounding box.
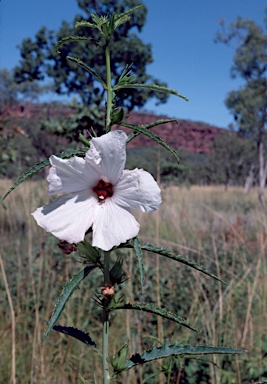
[78,374,93,384]
[42,266,96,343]
[67,56,107,88]
[140,243,226,284]
[133,237,144,293]
[121,122,180,163]
[126,118,178,144]
[114,340,246,372]
[111,302,202,335]
[2,148,87,201]
[113,83,189,101]
[53,325,98,350]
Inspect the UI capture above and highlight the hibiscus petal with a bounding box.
[92,199,140,251]
[48,155,100,195]
[85,130,127,184]
[32,191,97,244]
[113,169,162,212]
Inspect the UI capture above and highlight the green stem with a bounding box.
[105,43,112,132]
[102,250,110,384]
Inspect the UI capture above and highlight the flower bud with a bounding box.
[58,241,77,255]
[111,343,129,373]
[101,283,114,299]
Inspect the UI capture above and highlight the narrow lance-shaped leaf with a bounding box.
[113,340,246,372]
[126,118,178,144]
[75,20,96,29]
[114,5,143,29]
[2,148,87,201]
[121,122,180,163]
[55,36,96,52]
[111,302,202,335]
[53,325,98,350]
[140,243,226,284]
[42,266,96,343]
[133,237,144,293]
[113,83,189,102]
[67,56,107,89]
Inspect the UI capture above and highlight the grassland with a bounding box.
[1,180,267,383]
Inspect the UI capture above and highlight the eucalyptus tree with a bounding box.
[14,0,168,111]
[217,10,267,204]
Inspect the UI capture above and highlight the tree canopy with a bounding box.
[217,9,267,202]
[14,0,169,111]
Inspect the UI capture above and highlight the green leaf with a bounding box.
[67,56,107,89]
[79,133,91,146]
[112,302,202,335]
[111,344,129,372]
[113,83,189,101]
[53,325,98,350]
[55,36,95,52]
[2,148,87,201]
[109,257,126,285]
[114,5,143,29]
[42,266,96,343]
[133,237,144,294]
[77,14,109,36]
[114,340,246,372]
[126,118,178,144]
[117,64,136,86]
[140,243,226,284]
[77,240,101,264]
[75,20,96,29]
[121,122,180,163]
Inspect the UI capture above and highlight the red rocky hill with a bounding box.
[121,112,224,154]
[5,103,225,154]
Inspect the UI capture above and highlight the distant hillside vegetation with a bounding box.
[6,103,225,154]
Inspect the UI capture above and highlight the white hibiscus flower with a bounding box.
[32,130,161,251]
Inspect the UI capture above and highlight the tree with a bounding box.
[14,0,168,111]
[210,131,254,190]
[0,68,48,112]
[216,11,267,204]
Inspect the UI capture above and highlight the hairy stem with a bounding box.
[105,44,112,132]
[102,250,110,384]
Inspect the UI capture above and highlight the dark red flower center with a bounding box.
[93,179,113,202]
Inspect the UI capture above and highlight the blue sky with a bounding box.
[0,0,266,128]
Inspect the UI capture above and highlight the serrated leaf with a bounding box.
[121,122,180,163]
[53,325,98,349]
[114,5,142,29]
[42,266,96,343]
[2,148,87,201]
[126,118,178,144]
[55,36,94,52]
[114,340,246,372]
[140,243,226,284]
[117,64,134,83]
[75,20,96,29]
[67,56,107,88]
[113,83,189,101]
[133,237,144,294]
[112,302,202,335]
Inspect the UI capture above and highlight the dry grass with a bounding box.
[1,180,267,383]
